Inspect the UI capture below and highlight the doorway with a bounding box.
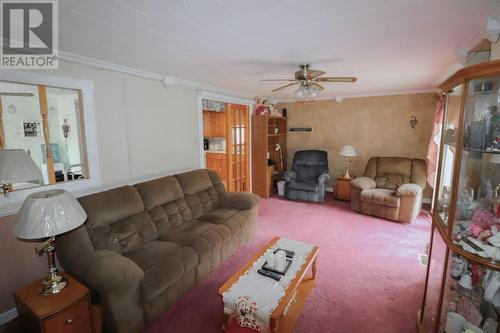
[202,98,250,192]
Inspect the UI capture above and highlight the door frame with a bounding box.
[196,91,254,191]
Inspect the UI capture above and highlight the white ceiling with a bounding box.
[58,0,500,100]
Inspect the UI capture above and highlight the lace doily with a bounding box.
[223,238,314,333]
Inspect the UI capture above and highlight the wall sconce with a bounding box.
[410,116,418,129]
[62,118,70,138]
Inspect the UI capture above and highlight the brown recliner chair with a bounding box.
[350,157,427,223]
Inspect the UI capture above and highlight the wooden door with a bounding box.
[225,103,250,192]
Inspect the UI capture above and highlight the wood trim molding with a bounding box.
[38,85,56,184]
[439,59,500,91]
[59,51,254,102]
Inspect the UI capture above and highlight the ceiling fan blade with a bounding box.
[308,81,325,90]
[316,77,357,83]
[260,79,297,82]
[295,69,326,80]
[271,82,298,92]
[308,70,326,79]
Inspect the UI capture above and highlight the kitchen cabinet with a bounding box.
[206,152,227,185]
[203,111,226,137]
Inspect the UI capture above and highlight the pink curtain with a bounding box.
[426,95,445,188]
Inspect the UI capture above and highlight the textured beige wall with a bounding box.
[278,92,438,198]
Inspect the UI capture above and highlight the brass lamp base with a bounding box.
[36,236,69,295]
[343,156,353,180]
[40,273,67,295]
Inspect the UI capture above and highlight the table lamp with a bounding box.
[12,189,87,295]
[0,149,42,196]
[338,145,357,180]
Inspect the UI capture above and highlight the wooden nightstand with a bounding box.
[13,272,95,333]
[335,176,353,201]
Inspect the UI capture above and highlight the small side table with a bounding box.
[13,272,95,333]
[335,176,353,201]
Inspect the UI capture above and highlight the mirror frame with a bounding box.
[0,70,101,216]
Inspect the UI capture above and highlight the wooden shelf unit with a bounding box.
[252,115,287,198]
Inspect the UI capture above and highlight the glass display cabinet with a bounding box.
[419,60,500,333]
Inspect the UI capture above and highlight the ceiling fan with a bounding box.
[261,64,357,99]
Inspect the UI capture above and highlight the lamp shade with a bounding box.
[490,154,500,164]
[338,145,357,157]
[0,149,41,183]
[12,189,87,239]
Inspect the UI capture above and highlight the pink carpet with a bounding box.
[144,194,431,333]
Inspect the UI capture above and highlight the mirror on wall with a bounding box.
[0,80,88,193]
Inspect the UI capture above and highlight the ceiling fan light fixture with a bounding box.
[308,88,318,98]
[295,88,304,99]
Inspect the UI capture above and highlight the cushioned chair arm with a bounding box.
[219,192,260,210]
[283,171,297,181]
[317,173,330,184]
[350,177,376,190]
[68,250,144,293]
[397,183,423,197]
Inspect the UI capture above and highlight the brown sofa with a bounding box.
[350,157,426,223]
[56,169,259,333]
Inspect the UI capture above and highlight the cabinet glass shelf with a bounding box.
[420,60,500,333]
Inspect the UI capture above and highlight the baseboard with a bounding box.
[0,308,17,326]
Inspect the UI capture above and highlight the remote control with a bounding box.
[258,268,281,281]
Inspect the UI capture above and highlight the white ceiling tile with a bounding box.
[224,11,282,39]
[57,0,500,98]
[191,25,247,49]
[218,0,293,17]
[166,0,238,28]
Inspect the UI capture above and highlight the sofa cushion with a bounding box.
[198,208,239,224]
[287,179,319,192]
[79,185,144,229]
[159,221,232,276]
[79,186,157,254]
[374,174,409,190]
[125,241,198,301]
[134,176,184,211]
[377,157,412,176]
[360,188,400,208]
[175,169,219,219]
[134,176,192,236]
[160,221,215,245]
[197,208,242,245]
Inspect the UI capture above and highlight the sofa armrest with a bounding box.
[67,250,144,293]
[219,192,260,210]
[317,173,330,185]
[397,183,423,197]
[350,177,376,190]
[283,171,297,182]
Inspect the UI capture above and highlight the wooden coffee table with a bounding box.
[218,236,319,333]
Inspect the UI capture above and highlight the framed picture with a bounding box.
[23,122,39,137]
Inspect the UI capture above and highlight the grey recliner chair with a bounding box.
[283,150,330,202]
